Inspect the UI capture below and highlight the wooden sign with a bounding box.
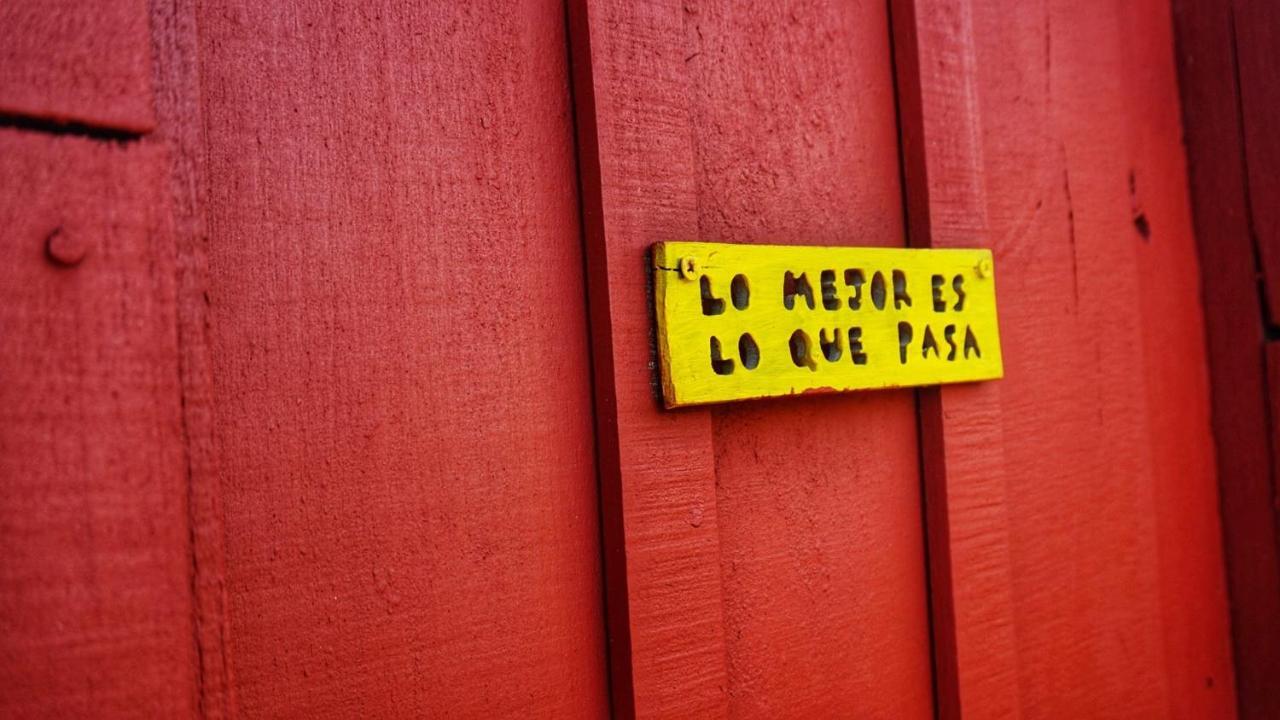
[653,242,1004,407]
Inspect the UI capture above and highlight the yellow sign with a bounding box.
[653,242,1003,408]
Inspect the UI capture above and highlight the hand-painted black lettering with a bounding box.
[963,326,981,358]
[820,270,840,310]
[898,322,913,364]
[701,275,725,316]
[783,271,816,310]
[738,333,760,370]
[789,329,817,370]
[893,270,912,309]
[731,274,751,310]
[819,327,843,361]
[921,325,940,358]
[871,271,887,310]
[931,274,946,312]
[848,327,867,365]
[710,336,734,374]
[845,269,865,310]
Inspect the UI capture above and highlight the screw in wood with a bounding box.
[678,256,698,280]
[45,227,88,267]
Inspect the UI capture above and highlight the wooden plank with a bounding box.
[1116,4,1233,712]
[567,2,729,716]
[193,3,609,716]
[1268,344,1280,573]
[689,4,934,714]
[900,0,1238,716]
[890,2,1021,717]
[0,0,155,133]
[651,242,1003,408]
[573,1,935,716]
[1234,0,1280,322]
[990,0,1233,714]
[149,0,236,715]
[1117,2,1238,716]
[0,131,196,716]
[1172,0,1280,716]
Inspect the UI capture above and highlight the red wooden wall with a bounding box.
[570,2,933,716]
[0,0,1250,718]
[1173,0,1280,717]
[0,131,195,718]
[952,1,1236,715]
[4,1,609,717]
[190,3,609,717]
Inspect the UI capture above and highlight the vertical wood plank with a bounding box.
[149,0,237,714]
[1233,0,1280,322]
[568,2,729,717]
[901,0,1238,717]
[682,4,934,717]
[0,0,155,132]
[1267,343,1280,570]
[1173,0,1280,715]
[890,1,1021,717]
[0,132,198,717]
[195,2,610,716]
[1118,2,1238,716]
[574,2,938,716]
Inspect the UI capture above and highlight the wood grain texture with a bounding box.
[573,1,934,716]
[651,242,1003,407]
[0,0,155,133]
[890,0,1021,717]
[1233,0,1280,322]
[0,130,197,716]
[1173,1,1280,715]
[929,0,1237,716]
[1268,343,1280,595]
[694,6,935,711]
[1118,3,1237,715]
[150,0,237,714]
[701,5,942,702]
[194,3,609,717]
[568,1,729,716]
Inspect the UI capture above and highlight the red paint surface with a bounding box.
[0,0,155,132]
[0,132,196,716]
[891,0,1021,716]
[691,4,933,717]
[191,2,609,717]
[0,0,1249,717]
[1233,0,1280,322]
[1174,0,1280,716]
[573,1,934,716]
[568,1,730,714]
[953,0,1235,716]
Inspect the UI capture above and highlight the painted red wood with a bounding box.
[0,2,1250,717]
[691,4,932,716]
[1268,344,1280,564]
[917,0,1237,716]
[1234,0,1280,322]
[189,3,609,717]
[1173,1,1280,715]
[572,1,932,716]
[1118,4,1238,712]
[150,1,237,714]
[568,2,729,715]
[0,0,155,132]
[0,131,196,716]
[891,1,1021,717]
